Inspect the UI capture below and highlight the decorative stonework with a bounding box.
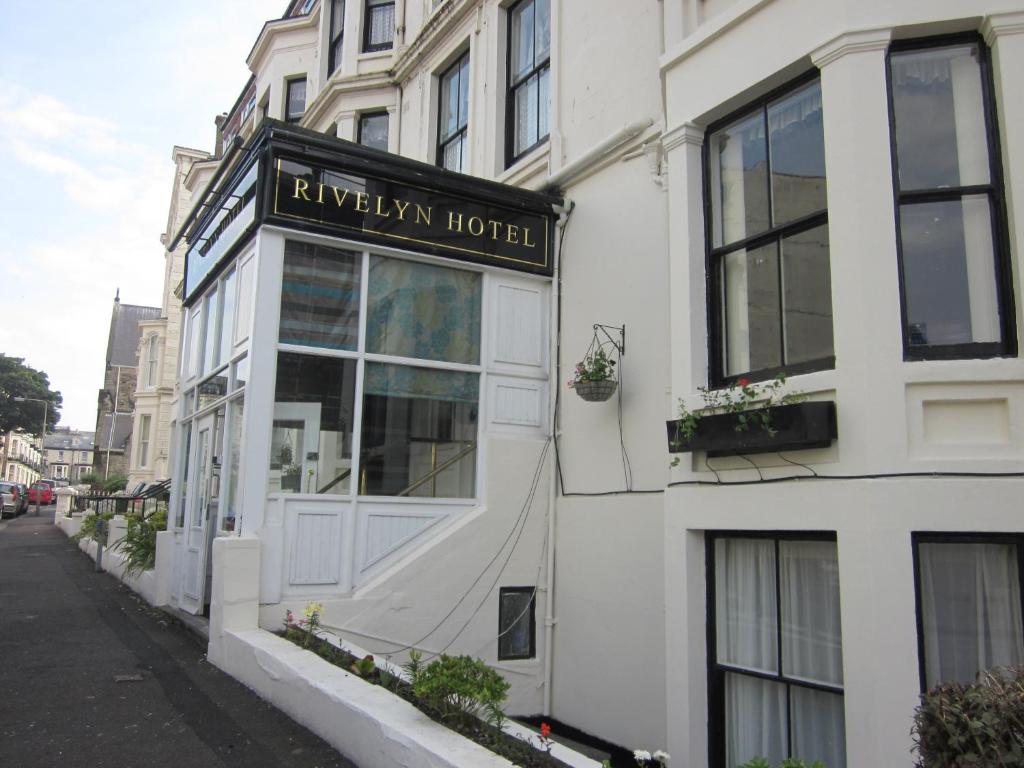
[811,27,893,69]
[982,12,1024,46]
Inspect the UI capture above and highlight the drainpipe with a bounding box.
[543,199,573,716]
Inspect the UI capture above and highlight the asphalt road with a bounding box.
[0,510,358,768]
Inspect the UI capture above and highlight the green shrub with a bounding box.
[912,667,1024,767]
[72,511,114,543]
[114,510,167,579]
[79,472,99,488]
[412,654,510,727]
[102,474,127,493]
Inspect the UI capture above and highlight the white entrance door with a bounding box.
[180,412,216,614]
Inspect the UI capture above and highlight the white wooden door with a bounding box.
[180,413,215,614]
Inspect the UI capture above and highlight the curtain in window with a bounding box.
[781,540,843,686]
[366,256,481,364]
[279,241,360,350]
[716,538,778,673]
[919,542,1024,687]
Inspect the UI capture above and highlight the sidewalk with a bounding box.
[0,510,358,768]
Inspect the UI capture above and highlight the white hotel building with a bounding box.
[154,1,1024,765]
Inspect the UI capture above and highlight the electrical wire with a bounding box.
[352,437,551,656]
[667,469,1024,488]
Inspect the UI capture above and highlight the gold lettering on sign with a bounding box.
[355,192,370,213]
[375,196,391,218]
[523,227,535,248]
[293,178,311,201]
[506,224,519,244]
[316,183,326,204]
[467,216,484,237]
[393,199,410,220]
[332,187,349,207]
[489,220,502,240]
[415,204,432,226]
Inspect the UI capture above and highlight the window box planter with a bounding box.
[573,379,617,402]
[666,401,837,457]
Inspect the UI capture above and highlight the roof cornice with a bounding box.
[392,0,479,83]
[247,4,321,71]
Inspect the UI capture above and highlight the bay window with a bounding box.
[709,533,845,768]
[888,37,1014,358]
[706,77,833,384]
[271,239,482,499]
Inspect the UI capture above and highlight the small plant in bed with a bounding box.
[281,603,569,767]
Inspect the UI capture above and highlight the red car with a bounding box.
[27,483,54,505]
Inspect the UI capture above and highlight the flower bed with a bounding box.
[281,607,570,768]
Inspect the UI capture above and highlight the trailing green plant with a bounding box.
[412,654,511,726]
[738,759,825,768]
[673,374,806,444]
[912,666,1024,767]
[113,510,166,579]
[71,511,114,543]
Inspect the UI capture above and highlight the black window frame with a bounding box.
[911,531,1024,693]
[498,586,536,660]
[505,0,550,167]
[357,110,390,151]
[437,50,470,172]
[887,33,1017,361]
[706,530,844,768]
[703,71,835,388]
[329,0,345,74]
[362,0,395,53]
[285,77,307,123]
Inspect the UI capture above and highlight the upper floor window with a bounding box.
[914,534,1024,689]
[358,111,389,151]
[145,335,159,388]
[709,533,845,767]
[286,77,307,123]
[138,414,152,468]
[507,0,549,165]
[706,76,833,385]
[329,0,345,73]
[888,37,1015,359]
[438,52,470,172]
[363,0,394,52]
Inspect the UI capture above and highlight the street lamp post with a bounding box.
[14,397,48,516]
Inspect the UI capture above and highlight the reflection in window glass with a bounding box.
[235,258,254,346]
[358,112,389,151]
[438,52,470,172]
[202,286,220,375]
[360,363,478,498]
[711,111,768,248]
[508,0,550,162]
[367,257,481,364]
[280,241,361,350]
[891,45,990,191]
[499,587,536,659]
[233,355,249,391]
[768,81,826,227]
[270,352,357,495]
[222,398,244,531]
[175,423,192,528]
[722,243,781,377]
[218,270,236,368]
[782,225,833,365]
[900,197,999,348]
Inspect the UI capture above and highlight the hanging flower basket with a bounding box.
[574,379,618,402]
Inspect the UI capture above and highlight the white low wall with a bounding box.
[217,628,514,768]
[54,512,171,606]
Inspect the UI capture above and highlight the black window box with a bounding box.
[666,401,837,457]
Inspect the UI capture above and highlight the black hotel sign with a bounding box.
[270,158,553,275]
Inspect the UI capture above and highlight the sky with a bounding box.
[0,0,285,431]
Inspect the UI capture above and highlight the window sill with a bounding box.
[358,48,394,62]
[497,142,550,188]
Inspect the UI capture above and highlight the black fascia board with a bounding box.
[261,119,563,214]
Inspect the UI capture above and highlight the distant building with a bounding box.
[0,431,42,486]
[44,428,95,483]
[126,146,216,490]
[94,293,160,480]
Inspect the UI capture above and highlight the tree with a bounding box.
[0,354,62,434]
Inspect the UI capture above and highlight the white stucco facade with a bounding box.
[151,1,1024,766]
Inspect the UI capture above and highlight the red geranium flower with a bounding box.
[737,378,750,387]
[540,722,551,738]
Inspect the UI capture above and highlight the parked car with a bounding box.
[27,482,54,505]
[13,483,29,515]
[0,482,19,518]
